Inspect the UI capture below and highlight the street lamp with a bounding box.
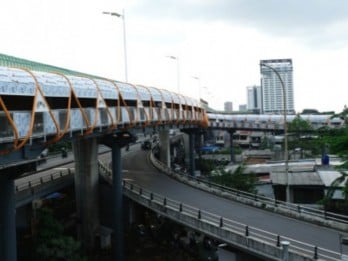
[103,10,128,82]
[260,62,290,202]
[192,76,201,99]
[166,55,180,93]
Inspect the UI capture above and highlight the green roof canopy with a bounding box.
[0,53,104,79]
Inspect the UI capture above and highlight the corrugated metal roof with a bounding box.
[271,171,323,186]
[317,170,347,187]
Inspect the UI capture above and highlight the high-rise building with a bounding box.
[260,59,294,114]
[247,85,261,113]
[224,101,233,112]
[239,104,247,112]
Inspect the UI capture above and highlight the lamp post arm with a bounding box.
[121,9,128,82]
[261,63,289,202]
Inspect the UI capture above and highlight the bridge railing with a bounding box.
[97,160,341,260]
[121,178,341,261]
[15,168,74,192]
[149,152,348,231]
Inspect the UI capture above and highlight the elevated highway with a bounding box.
[110,149,345,260]
[11,142,348,260]
[1,54,347,260]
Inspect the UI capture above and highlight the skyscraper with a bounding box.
[260,59,294,114]
[247,85,261,113]
[224,101,233,112]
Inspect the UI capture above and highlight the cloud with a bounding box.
[129,0,348,49]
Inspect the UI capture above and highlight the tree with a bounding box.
[210,165,257,193]
[287,114,313,135]
[287,115,322,155]
[34,208,86,261]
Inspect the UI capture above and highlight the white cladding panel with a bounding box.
[33,71,70,97]
[160,89,173,103]
[116,82,137,100]
[67,76,97,98]
[147,87,163,102]
[95,79,118,100]
[0,67,36,96]
[135,85,151,100]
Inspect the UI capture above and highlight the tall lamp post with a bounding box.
[166,55,180,93]
[103,10,128,82]
[260,63,290,202]
[192,76,201,100]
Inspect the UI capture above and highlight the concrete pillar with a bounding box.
[228,130,235,163]
[111,141,124,261]
[0,175,17,261]
[159,130,171,168]
[182,133,190,165]
[281,241,290,261]
[189,132,196,176]
[73,137,99,251]
[125,198,135,227]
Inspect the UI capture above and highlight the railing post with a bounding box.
[313,246,318,259]
[139,188,142,195]
[277,235,280,247]
[219,217,223,227]
[198,210,201,219]
[163,198,167,206]
[245,226,249,237]
[179,203,183,212]
[297,205,301,213]
[130,184,134,190]
[150,193,153,201]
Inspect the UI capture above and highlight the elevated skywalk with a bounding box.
[0,53,344,166]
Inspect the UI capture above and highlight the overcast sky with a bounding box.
[1,0,348,112]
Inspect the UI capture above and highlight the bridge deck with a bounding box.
[118,149,344,255]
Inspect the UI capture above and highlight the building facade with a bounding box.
[260,59,294,114]
[224,101,233,112]
[247,85,262,113]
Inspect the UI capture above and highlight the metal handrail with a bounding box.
[121,178,341,260]
[150,152,348,226]
[15,168,74,192]
[97,161,341,260]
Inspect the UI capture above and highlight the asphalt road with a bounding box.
[17,143,345,255]
[120,148,344,254]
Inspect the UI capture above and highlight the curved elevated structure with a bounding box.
[0,54,344,162]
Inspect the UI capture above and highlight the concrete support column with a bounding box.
[73,137,99,251]
[102,132,135,261]
[228,130,235,163]
[0,175,17,261]
[189,132,196,176]
[159,130,171,168]
[111,141,124,261]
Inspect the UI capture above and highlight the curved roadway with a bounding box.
[112,147,343,254]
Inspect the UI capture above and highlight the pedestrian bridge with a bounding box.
[1,54,347,261]
[0,53,344,165]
